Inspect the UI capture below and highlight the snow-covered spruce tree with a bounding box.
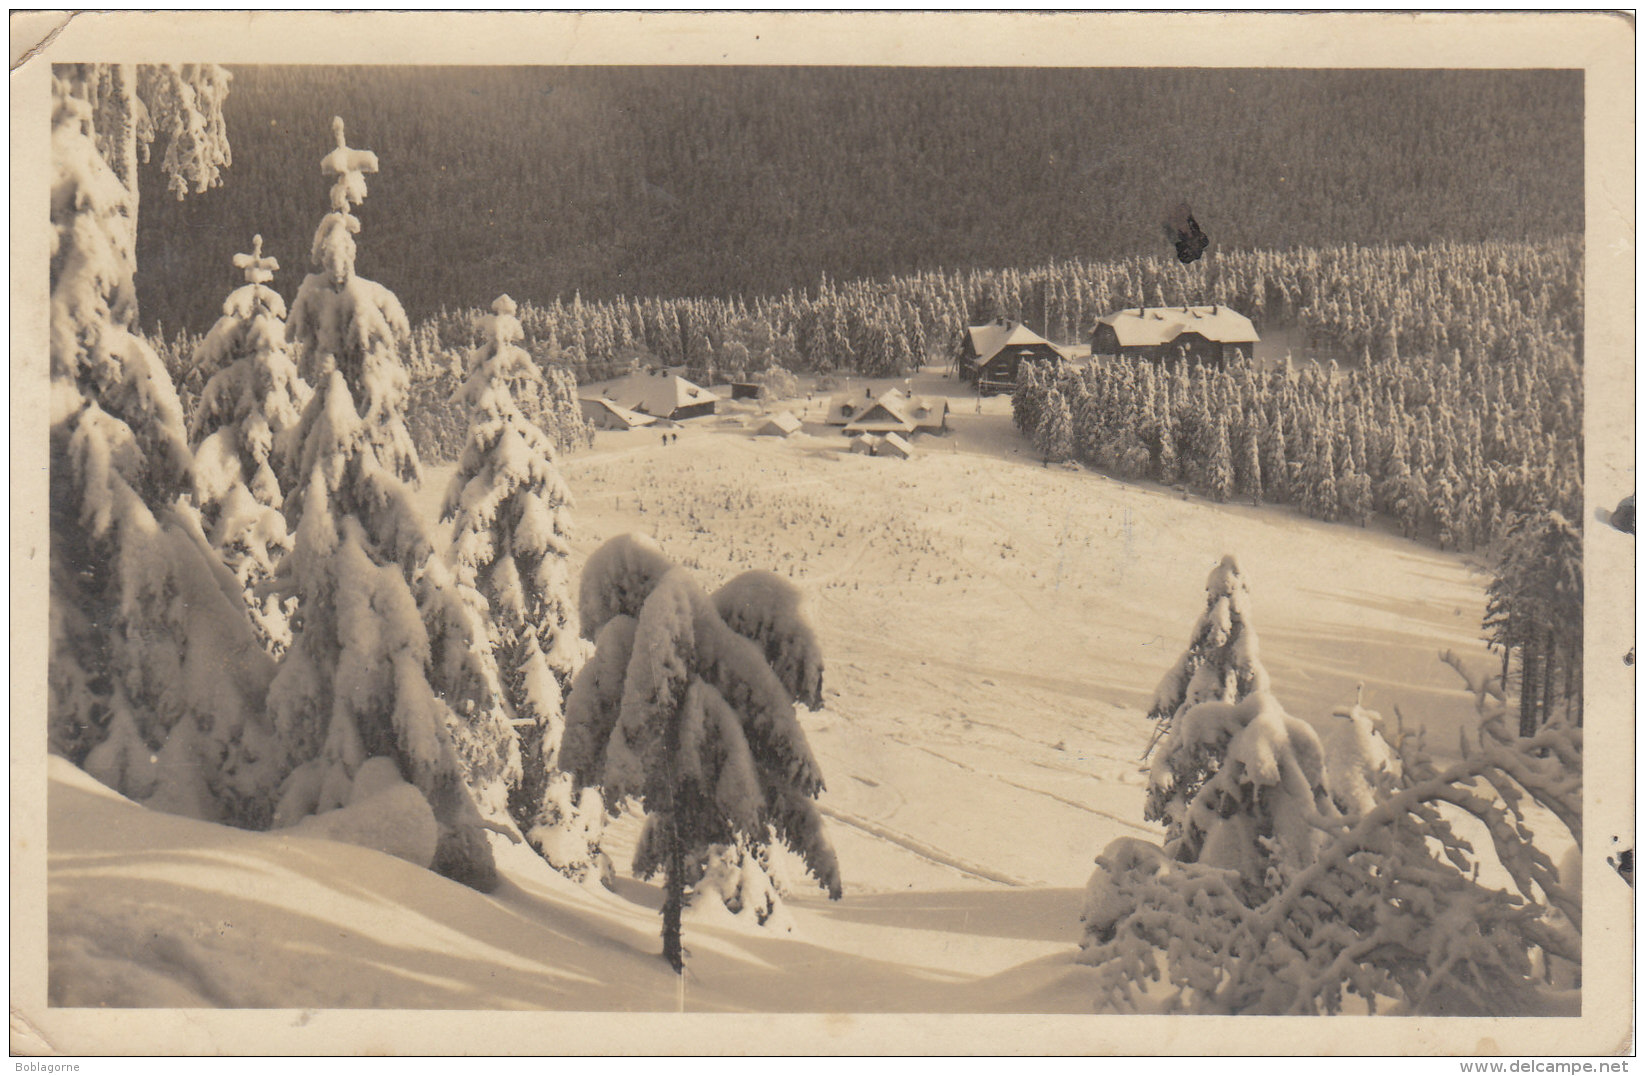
[53,63,232,253]
[49,71,280,826]
[1011,360,1043,435]
[1080,702,1581,1016]
[187,236,312,653]
[753,363,801,403]
[269,118,504,890]
[1237,413,1264,505]
[1150,690,1335,893]
[1207,415,1235,503]
[444,295,603,882]
[514,360,595,455]
[1301,425,1340,522]
[1036,386,1074,464]
[1486,507,1584,734]
[1142,555,1271,860]
[561,535,841,972]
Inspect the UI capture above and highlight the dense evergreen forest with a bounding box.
[135,66,1583,334]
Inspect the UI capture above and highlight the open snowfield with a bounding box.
[47,370,1506,1013]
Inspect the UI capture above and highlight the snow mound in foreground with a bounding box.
[287,756,438,868]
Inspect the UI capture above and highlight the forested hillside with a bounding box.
[135,66,1582,334]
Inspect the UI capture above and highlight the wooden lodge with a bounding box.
[960,318,1070,395]
[1090,306,1259,368]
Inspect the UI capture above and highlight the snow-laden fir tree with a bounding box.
[1301,425,1340,522]
[1207,415,1235,503]
[1144,689,1335,892]
[1486,507,1584,734]
[1142,555,1271,860]
[268,117,505,890]
[186,236,312,652]
[1080,690,1580,1016]
[1337,451,1374,527]
[561,535,841,972]
[1036,386,1073,464]
[1011,360,1043,434]
[1259,407,1288,504]
[54,63,232,253]
[444,294,604,882]
[49,70,281,826]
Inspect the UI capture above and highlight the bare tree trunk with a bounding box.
[1566,648,1579,733]
[1541,629,1558,733]
[661,811,686,974]
[1518,641,1538,739]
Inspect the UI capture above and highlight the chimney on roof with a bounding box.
[1212,304,1219,315]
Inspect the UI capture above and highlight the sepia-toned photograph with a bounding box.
[11,9,1635,1058]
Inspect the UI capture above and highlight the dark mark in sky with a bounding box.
[1164,201,1209,264]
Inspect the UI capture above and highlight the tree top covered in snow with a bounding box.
[320,116,379,214]
[233,233,278,285]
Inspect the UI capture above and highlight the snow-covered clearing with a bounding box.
[49,371,1503,1012]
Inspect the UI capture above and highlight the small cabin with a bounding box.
[879,432,914,459]
[579,397,657,431]
[756,411,803,437]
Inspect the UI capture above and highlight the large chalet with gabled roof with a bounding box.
[826,387,948,436]
[1090,305,1259,368]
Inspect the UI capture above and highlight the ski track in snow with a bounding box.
[813,803,1037,888]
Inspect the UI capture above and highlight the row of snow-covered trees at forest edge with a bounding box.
[215,236,1572,390]
[345,236,1579,391]
[1012,346,1584,734]
[1080,556,1582,1015]
[48,68,581,896]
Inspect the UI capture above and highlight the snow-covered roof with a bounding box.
[849,433,881,454]
[1094,306,1259,348]
[879,432,914,458]
[756,411,803,436]
[828,388,948,432]
[579,396,657,428]
[602,370,720,418]
[966,319,1069,364]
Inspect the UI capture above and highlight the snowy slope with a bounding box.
[48,372,1504,1010]
[47,757,1097,1012]
[544,379,1496,893]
